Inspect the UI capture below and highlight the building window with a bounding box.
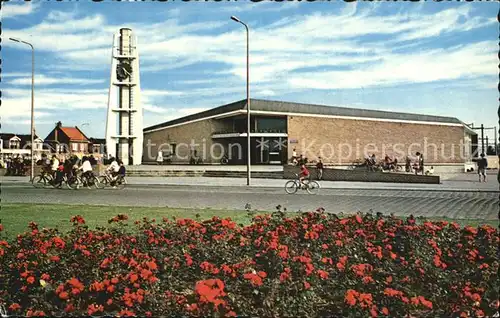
[9,139,20,149]
[256,118,287,132]
[170,143,177,155]
[72,143,78,152]
[80,144,85,152]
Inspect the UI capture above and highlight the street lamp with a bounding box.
[10,37,35,181]
[230,15,251,186]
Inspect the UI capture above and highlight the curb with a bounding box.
[3,182,498,193]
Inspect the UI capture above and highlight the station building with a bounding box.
[142,99,477,172]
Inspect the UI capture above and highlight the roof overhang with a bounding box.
[212,132,288,139]
[144,103,465,133]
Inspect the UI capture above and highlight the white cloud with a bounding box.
[1,88,109,120]
[8,75,106,86]
[287,41,497,90]
[1,72,32,78]
[142,89,186,97]
[255,89,276,97]
[1,2,38,19]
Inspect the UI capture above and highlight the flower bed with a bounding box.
[0,210,498,317]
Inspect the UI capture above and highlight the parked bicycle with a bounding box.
[285,173,320,194]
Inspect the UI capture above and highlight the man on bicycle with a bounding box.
[106,157,120,177]
[79,156,94,184]
[110,160,126,188]
[299,164,310,188]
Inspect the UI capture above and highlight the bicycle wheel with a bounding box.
[306,181,320,195]
[98,175,109,188]
[32,175,46,188]
[92,175,105,189]
[285,180,298,194]
[67,176,81,190]
[115,177,126,190]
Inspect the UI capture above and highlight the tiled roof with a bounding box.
[144,99,470,132]
[60,127,88,141]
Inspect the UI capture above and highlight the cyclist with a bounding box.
[111,160,126,188]
[79,156,94,185]
[106,156,120,178]
[299,164,310,188]
[50,155,60,179]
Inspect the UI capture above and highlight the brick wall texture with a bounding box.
[143,119,232,163]
[144,115,468,165]
[287,116,467,165]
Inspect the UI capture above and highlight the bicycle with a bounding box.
[285,173,320,194]
[31,170,54,188]
[98,171,127,190]
[67,170,104,190]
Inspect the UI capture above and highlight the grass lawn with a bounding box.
[0,203,497,239]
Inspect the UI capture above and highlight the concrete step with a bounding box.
[126,170,283,179]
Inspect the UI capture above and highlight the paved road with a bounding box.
[2,174,499,191]
[2,184,497,220]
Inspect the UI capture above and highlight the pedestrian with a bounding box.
[477,153,488,182]
[316,157,324,180]
[156,151,163,165]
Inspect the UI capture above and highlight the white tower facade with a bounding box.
[105,28,143,165]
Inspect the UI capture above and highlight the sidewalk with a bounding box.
[2,176,498,192]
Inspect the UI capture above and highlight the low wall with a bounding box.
[284,166,440,184]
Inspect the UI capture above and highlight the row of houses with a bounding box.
[0,121,106,162]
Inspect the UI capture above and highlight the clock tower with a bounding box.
[105,28,143,165]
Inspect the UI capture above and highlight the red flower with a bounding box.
[146,261,158,271]
[129,273,139,283]
[118,309,135,317]
[317,270,329,280]
[41,273,50,281]
[244,273,263,286]
[53,237,66,249]
[382,307,389,315]
[140,269,153,280]
[418,296,433,309]
[345,289,359,306]
[64,304,75,313]
[59,291,69,300]
[195,279,227,306]
[9,303,21,311]
[303,281,311,290]
[355,214,363,224]
[111,277,119,284]
[226,311,237,317]
[27,276,35,284]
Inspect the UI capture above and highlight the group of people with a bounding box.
[2,156,28,176]
[41,154,126,188]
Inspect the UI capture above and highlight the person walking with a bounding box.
[316,157,324,180]
[156,151,163,165]
[477,153,488,182]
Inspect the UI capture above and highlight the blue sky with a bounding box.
[1,1,498,141]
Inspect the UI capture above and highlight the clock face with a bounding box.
[116,61,132,81]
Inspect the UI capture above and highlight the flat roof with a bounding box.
[143,99,471,133]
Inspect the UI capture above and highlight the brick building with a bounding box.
[44,122,90,155]
[143,99,477,171]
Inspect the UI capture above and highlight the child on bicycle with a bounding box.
[299,164,310,188]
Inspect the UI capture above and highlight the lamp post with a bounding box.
[230,15,251,186]
[10,37,35,181]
